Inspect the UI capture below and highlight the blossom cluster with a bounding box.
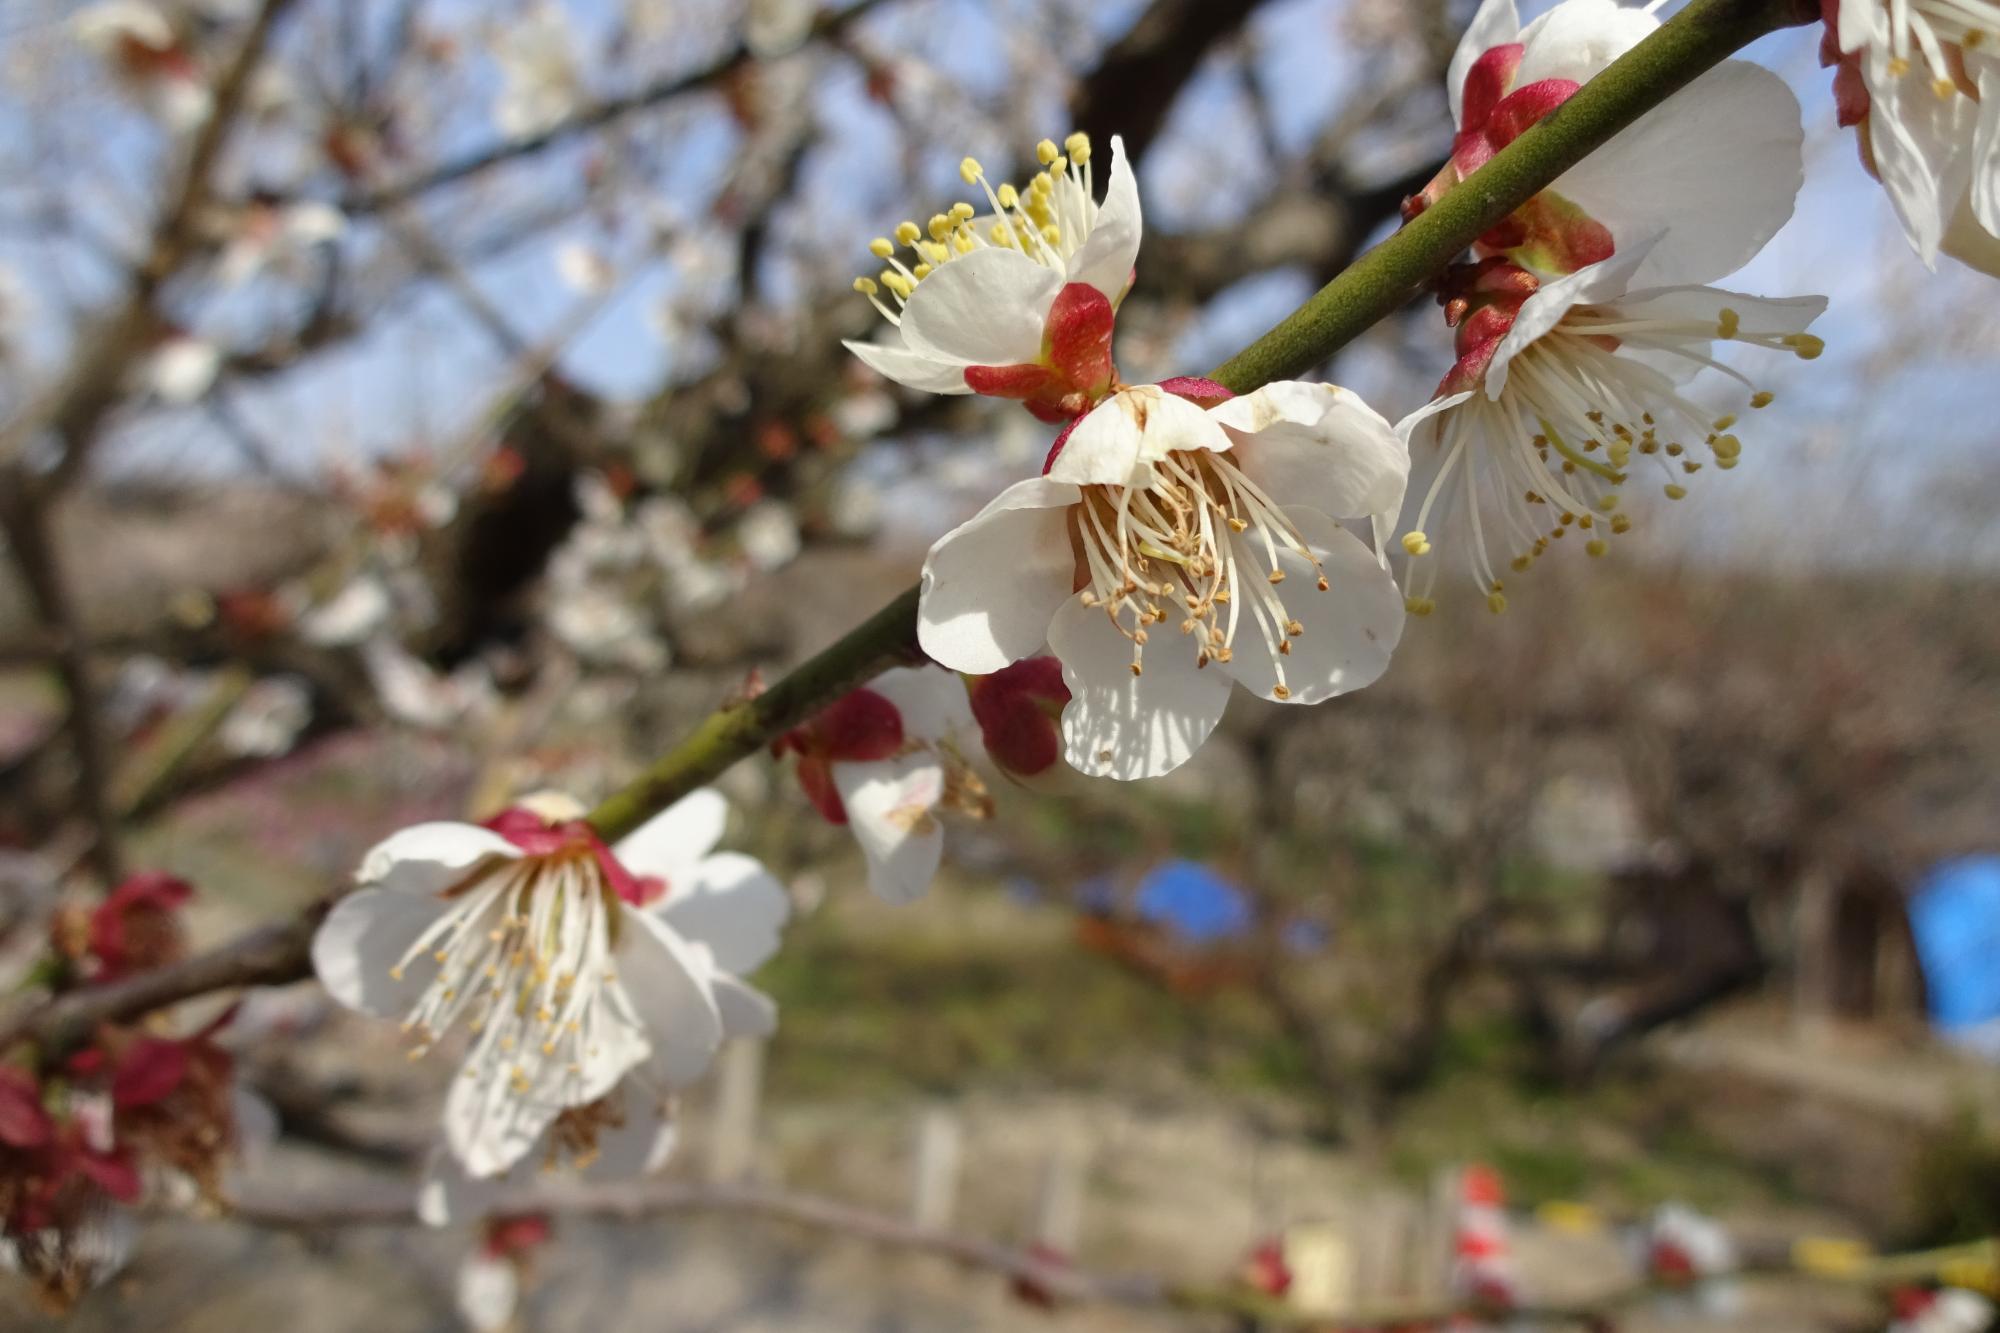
[4,876,267,1310]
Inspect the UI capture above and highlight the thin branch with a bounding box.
[219,1181,1998,1331]
[0,476,123,884]
[345,0,891,215]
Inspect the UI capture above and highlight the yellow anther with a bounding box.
[1586,539,1608,557]
[927,213,951,241]
[852,276,878,295]
[1786,333,1824,360]
[1716,307,1741,339]
[996,182,1019,209]
[912,262,932,279]
[882,270,913,299]
[1065,131,1091,162]
[953,230,976,254]
[989,221,1015,246]
[1711,434,1742,460]
[1486,591,1508,615]
[1036,138,1059,164]
[1711,414,1736,431]
[949,201,975,221]
[1716,456,1739,470]
[1511,555,1531,572]
[868,237,894,259]
[1934,78,1958,99]
[1401,531,1431,557]
[1404,596,1435,617]
[1664,483,1688,500]
[959,156,982,184]
[1888,56,1912,77]
[1750,390,1775,408]
[920,240,948,263]
[894,220,921,246]
[1610,515,1633,535]
[1596,495,1618,512]
[1041,223,1062,246]
[1967,29,1988,48]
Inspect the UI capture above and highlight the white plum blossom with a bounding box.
[139,334,220,404]
[1644,1202,1740,1317]
[844,131,1140,412]
[918,380,1409,780]
[72,2,211,132]
[361,637,498,731]
[1398,238,1826,612]
[297,575,395,648]
[778,667,988,904]
[312,789,788,1180]
[1433,0,1803,285]
[1892,1289,1997,1333]
[1827,0,2000,275]
[554,240,614,295]
[214,201,345,288]
[490,4,583,140]
[217,675,312,759]
[735,500,801,573]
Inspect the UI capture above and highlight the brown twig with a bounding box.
[0,475,124,884]
[220,1179,1987,1330]
[344,0,892,215]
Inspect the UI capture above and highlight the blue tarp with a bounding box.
[1910,855,2000,1040]
[1135,860,1253,944]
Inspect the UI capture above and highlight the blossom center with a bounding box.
[1069,451,1328,697]
[1406,300,1823,611]
[1872,1,1998,94]
[390,850,643,1107]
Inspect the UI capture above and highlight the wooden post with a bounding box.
[1031,1138,1087,1253]
[910,1108,962,1230]
[704,1038,765,1183]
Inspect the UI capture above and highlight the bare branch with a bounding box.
[345,0,891,215]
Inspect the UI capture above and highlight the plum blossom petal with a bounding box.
[1486,242,1657,398]
[614,788,728,883]
[1046,386,1232,487]
[1047,592,1232,781]
[443,999,645,1179]
[417,1096,678,1226]
[831,753,948,904]
[1449,0,1523,123]
[714,976,778,1039]
[356,823,520,897]
[842,337,976,394]
[898,247,1063,368]
[1972,66,2000,237]
[616,912,725,1088]
[657,851,790,975]
[1554,62,1803,286]
[310,890,447,1018]
[1513,0,1658,88]
[1067,135,1142,303]
[1208,382,1411,531]
[1217,511,1403,706]
[866,665,976,746]
[918,479,1080,674]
